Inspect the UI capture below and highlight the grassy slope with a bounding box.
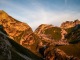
[58,26,80,58]
[58,42,80,58]
[44,27,61,40]
[65,27,74,34]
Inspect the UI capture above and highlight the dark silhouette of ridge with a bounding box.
[0,25,43,60]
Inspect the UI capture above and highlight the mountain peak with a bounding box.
[0,10,7,14]
[40,24,53,27]
[0,10,8,19]
[0,10,5,12]
[0,10,33,42]
[60,20,80,29]
[35,24,54,34]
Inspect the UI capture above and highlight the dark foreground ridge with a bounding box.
[0,25,43,60]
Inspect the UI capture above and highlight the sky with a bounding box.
[0,0,80,30]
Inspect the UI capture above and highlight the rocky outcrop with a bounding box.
[34,24,55,41]
[34,24,69,46]
[44,45,80,60]
[0,10,40,54]
[35,24,53,34]
[20,32,41,54]
[61,29,67,40]
[0,10,33,42]
[60,20,80,29]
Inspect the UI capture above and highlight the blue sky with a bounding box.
[0,0,80,30]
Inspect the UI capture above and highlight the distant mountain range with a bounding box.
[0,10,80,60]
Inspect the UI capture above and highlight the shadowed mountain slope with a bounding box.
[0,25,43,60]
[65,24,80,44]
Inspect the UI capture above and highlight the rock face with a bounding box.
[44,44,79,60]
[35,24,53,34]
[20,32,42,54]
[61,29,67,40]
[0,10,40,54]
[34,23,80,60]
[60,20,80,29]
[48,48,79,60]
[34,24,60,40]
[34,24,54,43]
[34,24,68,45]
[0,10,33,41]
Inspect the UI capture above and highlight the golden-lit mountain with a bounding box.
[0,10,33,40]
[35,24,53,34]
[0,10,40,55]
[0,10,80,60]
[34,24,62,41]
[60,20,80,29]
[34,22,80,59]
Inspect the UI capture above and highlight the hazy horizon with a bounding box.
[0,0,80,30]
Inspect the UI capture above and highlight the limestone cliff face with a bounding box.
[0,10,33,41]
[60,20,80,29]
[35,24,62,41]
[20,32,42,54]
[34,24,55,45]
[35,24,53,34]
[34,24,69,46]
[0,10,43,56]
[0,10,40,53]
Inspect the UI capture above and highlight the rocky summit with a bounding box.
[0,10,33,40]
[60,20,80,29]
[0,10,80,60]
[0,10,40,55]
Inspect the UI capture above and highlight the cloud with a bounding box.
[26,10,80,30]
